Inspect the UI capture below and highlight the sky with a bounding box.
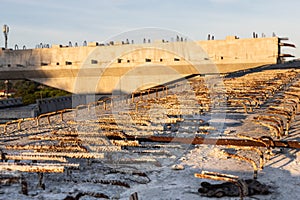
[0,0,299,57]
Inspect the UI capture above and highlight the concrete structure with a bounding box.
[0,97,23,108]
[198,36,293,72]
[0,104,37,122]
[0,95,87,122]
[36,95,86,114]
[0,36,294,94]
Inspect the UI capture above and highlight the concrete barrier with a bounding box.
[0,97,23,108]
[36,95,88,114]
[0,104,38,123]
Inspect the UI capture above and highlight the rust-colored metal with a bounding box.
[221,150,258,179]
[279,42,296,48]
[195,171,246,200]
[107,134,300,149]
[195,171,239,183]
[225,145,265,170]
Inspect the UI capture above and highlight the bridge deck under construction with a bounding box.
[1,63,300,199]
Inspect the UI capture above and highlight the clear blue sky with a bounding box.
[0,0,299,57]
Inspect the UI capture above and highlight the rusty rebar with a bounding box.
[105,134,300,149]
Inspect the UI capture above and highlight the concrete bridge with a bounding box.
[0,35,294,94]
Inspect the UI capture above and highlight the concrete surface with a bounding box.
[0,36,293,94]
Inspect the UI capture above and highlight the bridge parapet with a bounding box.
[0,36,295,94]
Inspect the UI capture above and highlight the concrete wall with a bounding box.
[0,36,283,94]
[36,95,87,114]
[0,109,36,121]
[0,97,23,108]
[0,36,279,73]
[0,104,38,122]
[0,95,92,122]
[198,36,279,72]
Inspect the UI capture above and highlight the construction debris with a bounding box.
[198,179,270,198]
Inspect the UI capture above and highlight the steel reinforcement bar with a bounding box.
[107,135,300,149]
